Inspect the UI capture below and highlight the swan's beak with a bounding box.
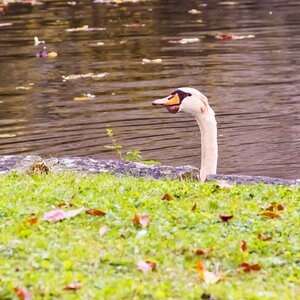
[152,93,180,114]
[152,93,180,106]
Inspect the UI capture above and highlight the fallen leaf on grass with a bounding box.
[258,211,281,218]
[258,233,272,241]
[86,209,106,216]
[56,202,73,208]
[266,203,284,211]
[99,225,109,237]
[219,214,233,222]
[14,287,31,300]
[132,214,150,227]
[137,260,157,273]
[240,240,247,252]
[43,207,85,222]
[195,248,213,257]
[162,193,173,201]
[63,282,83,290]
[24,216,39,225]
[191,203,197,211]
[238,262,261,272]
[196,260,221,284]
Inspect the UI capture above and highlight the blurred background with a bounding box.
[0,0,299,179]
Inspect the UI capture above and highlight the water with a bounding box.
[0,0,299,179]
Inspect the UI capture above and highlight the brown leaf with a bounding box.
[24,216,39,225]
[266,203,284,211]
[191,203,197,211]
[195,248,213,257]
[86,209,106,216]
[137,260,157,273]
[43,207,85,222]
[63,282,83,290]
[240,240,247,252]
[99,225,109,237]
[14,287,31,300]
[258,211,281,218]
[196,260,221,284]
[258,233,272,241]
[238,262,261,272]
[132,214,150,227]
[162,193,173,201]
[56,202,73,208]
[219,214,233,222]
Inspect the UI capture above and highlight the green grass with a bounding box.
[0,172,299,300]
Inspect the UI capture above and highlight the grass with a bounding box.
[0,172,299,300]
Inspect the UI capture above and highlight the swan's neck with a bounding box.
[195,107,218,181]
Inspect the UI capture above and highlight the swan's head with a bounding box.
[152,87,208,118]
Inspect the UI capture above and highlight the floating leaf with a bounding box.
[188,8,201,14]
[86,209,106,216]
[48,51,58,58]
[259,211,281,218]
[63,282,83,290]
[0,133,16,138]
[124,23,145,28]
[14,287,31,300]
[214,33,255,41]
[258,233,272,241]
[137,260,156,273]
[195,248,213,257]
[66,25,106,32]
[240,240,247,252]
[196,260,221,284]
[74,93,95,101]
[132,214,150,227]
[169,38,200,44]
[162,193,173,201]
[142,58,162,64]
[99,225,109,237]
[43,207,85,222]
[62,72,108,81]
[219,214,233,222]
[238,262,261,272]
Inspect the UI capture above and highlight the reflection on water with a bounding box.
[0,0,299,179]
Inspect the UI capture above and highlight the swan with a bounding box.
[152,87,218,182]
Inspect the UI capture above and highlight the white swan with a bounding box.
[152,87,218,182]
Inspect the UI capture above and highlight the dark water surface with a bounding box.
[0,0,299,179]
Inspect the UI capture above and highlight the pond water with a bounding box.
[0,0,299,179]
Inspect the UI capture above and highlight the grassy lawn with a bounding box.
[0,172,299,299]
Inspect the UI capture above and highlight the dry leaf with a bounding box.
[56,202,73,207]
[162,193,173,201]
[240,240,247,252]
[266,203,284,211]
[63,282,83,290]
[99,225,109,237]
[195,248,213,257]
[191,203,197,211]
[86,209,106,216]
[238,262,261,272]
[137,260,156,273]
[24,217,39,225]
[258,211,281,218]
[215,33,255,40]
[219,214,233,222]
[132,214,150,227]
[196,260,221,284]
[258,233,272,241]
[43,207,85,222]
[14,287,31,300]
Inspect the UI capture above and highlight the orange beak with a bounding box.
[152,93,180,106]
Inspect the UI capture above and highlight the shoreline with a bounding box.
[0,155,298,186]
